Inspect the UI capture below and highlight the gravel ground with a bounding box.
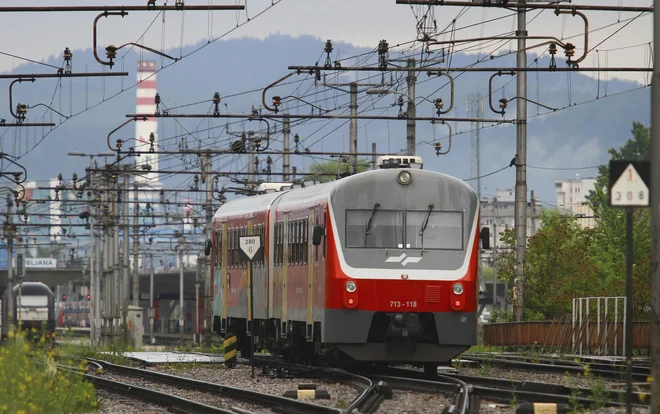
[376,390,450,414]
[83,389,168,414]
[95,369,280,413]
[146,363,358,410]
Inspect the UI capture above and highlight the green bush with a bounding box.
[0,329,99,413]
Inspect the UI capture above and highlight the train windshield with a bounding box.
[346,209,403,248]
[405,210,463,250]
[345,209,463,250]
[17,296,48,307]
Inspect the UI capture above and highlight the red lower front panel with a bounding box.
[327,278,477,313]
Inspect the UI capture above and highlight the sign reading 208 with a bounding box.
[239,235,263,262]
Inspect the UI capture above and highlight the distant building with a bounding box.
[554,174,597,228]
[479,189,543,267]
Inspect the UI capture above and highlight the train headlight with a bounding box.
[452,283,464,295]
[397,170,412,185]
[345,280,357,293]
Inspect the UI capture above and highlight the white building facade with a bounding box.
[554,175,597,228]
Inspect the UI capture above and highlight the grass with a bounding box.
[0,329,99,414]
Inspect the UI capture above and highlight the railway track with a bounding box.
[87,358,384,414]
[240,355,391,414]
[377,366,648,409]
[464,352,652,376]
[460,354,651,382]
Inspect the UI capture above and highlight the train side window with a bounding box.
[288,221,293,265]
[302,220,308,265]
[259,224,265,267]
[314,217,319,262]
[216,230,222,268]
[292,220,297,266]
[236,227,247,269]
[227,228,232,269]
[280,222,284,266]
[322,212,327,260]
[298,221,302,265]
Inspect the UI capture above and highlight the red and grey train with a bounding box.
[210,155,490,370]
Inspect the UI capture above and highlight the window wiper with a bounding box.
[419,204,433,250]
[364,203,380,246]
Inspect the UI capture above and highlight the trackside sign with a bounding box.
[24,258,57,268]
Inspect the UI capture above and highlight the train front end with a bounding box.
[324,157,488,367]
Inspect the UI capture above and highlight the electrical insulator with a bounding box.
[194,175,199,184]
[63,47,73,75]
[105,45,117,66]
[378,39,389,69]
[13,173,20,183]
[272,96,282,112]
[434,142,442,156]
[72,173,78,190]
[213,92,221,116]
[397,96,404,108]
[149,132,156,152]
[116,139,123,149]
[294,133,300,144]
[435,98,444,115]
[564,43,575,59]
[324,39,333,68]
[175,0,184,10]
[255,139,261,149]
[499,98,507,110]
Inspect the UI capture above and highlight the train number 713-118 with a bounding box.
[390,301,417,308]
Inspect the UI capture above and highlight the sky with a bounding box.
[0,0,653,84]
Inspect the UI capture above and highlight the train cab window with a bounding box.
[345,209,404,248]
[405,210,463,250]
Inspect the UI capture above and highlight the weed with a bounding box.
[0,329,99,413]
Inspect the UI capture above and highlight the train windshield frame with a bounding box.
[17,296,48,307]
[345,209,464,250]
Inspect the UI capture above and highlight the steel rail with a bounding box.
[242,355,388,414]
[461,355,650,382]
[379,367,648,406]
[464,353,652,376]
[90,359,342,414]
[57,361,242,413]
[373,370,647,408]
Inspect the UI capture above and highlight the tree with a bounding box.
[308,158,371,183]
[496,210,601,320]
[494,122,652,321]
[587,121,651,319]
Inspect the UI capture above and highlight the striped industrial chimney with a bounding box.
[135,61,161,188]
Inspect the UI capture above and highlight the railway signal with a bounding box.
[238,234,264,377]
[608,159,651,414]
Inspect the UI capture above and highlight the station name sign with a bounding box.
[24,258,57,268]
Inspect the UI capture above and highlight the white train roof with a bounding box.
[213,169,473,220]
[213,190,285,219]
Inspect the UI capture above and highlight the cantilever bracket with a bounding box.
[9,78,35,121]
[554,8,589,67]
[427,70,455,115]
[488,71,515,115]
[430,120,452,156]
[261,72,295,113]
[93,11,178,68]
